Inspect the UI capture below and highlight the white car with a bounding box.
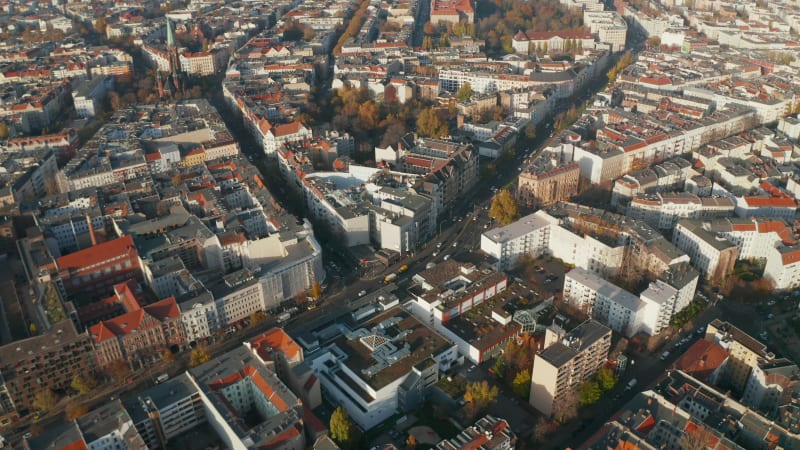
[358,290,366,297]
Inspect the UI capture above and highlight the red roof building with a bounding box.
[89,296,184,370]
[56,235,143,296]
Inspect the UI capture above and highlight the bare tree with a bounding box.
[679,424,717,450]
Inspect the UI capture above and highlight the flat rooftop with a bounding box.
[334,307,451,391]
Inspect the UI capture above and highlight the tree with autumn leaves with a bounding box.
[489,189,519,225]
[463,380,499,420]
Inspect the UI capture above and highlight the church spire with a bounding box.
[166,18,175,48]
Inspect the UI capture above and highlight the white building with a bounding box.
[563,265,698,337]
[307,308,458,430]
[480,212,551,271]
[71,76,113,118]
[583,11,628,52]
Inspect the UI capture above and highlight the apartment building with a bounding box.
[706,319,775,395]
[435,415,517,450]
[627,193,735,230]
[672,220,739,283]
[584,10,628,52]
[511,30,595,54]
[0,320,95,422]
[480,212,551,271]
[89,297,184,370]
[71,75,112,118]
[517,158,580,209]
[25,399,147,450]
[563,268,645,336]
[529,320,612,417]
[246,328,322,409]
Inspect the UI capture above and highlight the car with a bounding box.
[437,242,443,248]
[452,241,458,247]
[660,350,670,360]
[696,326,706,335]
[768,300,776,306]
[358,290,367,297]
[468,365,476,372]
[432,251,439,257]
[23,432,32,440]
[767,313,775,319]
[443,254,451,260]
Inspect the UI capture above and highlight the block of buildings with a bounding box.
[529,320,612,417]
[0,320,95,423]
[24,399,147,450]
[307,307,458,429]
[127,345,307,449]
[517,150,580,209]
[435,415,517,450]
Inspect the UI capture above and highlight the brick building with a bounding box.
[56,235,144,296]
[89,297,184,370]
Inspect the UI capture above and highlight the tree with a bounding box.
[679,424,718,450]
[65,401,89,420]
[106,359,131,383]
[33,389,58,412]
[532,417,559,444]
[0,122,8,139]
[310,281,322,300]
[161,349,174,362]
[423,21,436,36]
[512,369,531,398]
[250,310,266,325]
[646,36,661,48]
[330,406,354,449]
[456,82,474,102]
[596,367,617,391]
[303,26,316,41]
[416,108,448,138]
[551,388,579,423]
[463,380,499,419]
[492,356,505,380]
[71,373,98,395]
[95,17,107,35]
[28,323,37,335]
[578,380,602,405]
[524,124,536,140]
[357,100,379,130]
[489,189,519,225]
[190,345,211,368]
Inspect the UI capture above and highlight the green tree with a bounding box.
[456,82,474,101]
[416,108,449,138]
[33,389,58,412]
[596,367,617,391]
[578,380,601,405]
[493,356,505,380]
[330,406,354,449]
[464,380,499,419]
[512,369,531,398]
[71,373,98,395]
[190,345,211,368]
[489,189,519,225]
[0,122,8,139]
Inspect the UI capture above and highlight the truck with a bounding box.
[277,312,291,323]
[384,273,397,284]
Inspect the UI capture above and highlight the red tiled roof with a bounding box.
[782,249,800,266]
[271,121,304,137]
[743,196,796,207]
[249,328,302,361]
[673,340,729,381]
[56,235,137,271]
[303,404,327,434]
[144,297,180,320]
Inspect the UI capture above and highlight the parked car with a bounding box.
[660,350,670,360]
[358,290,367,297]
